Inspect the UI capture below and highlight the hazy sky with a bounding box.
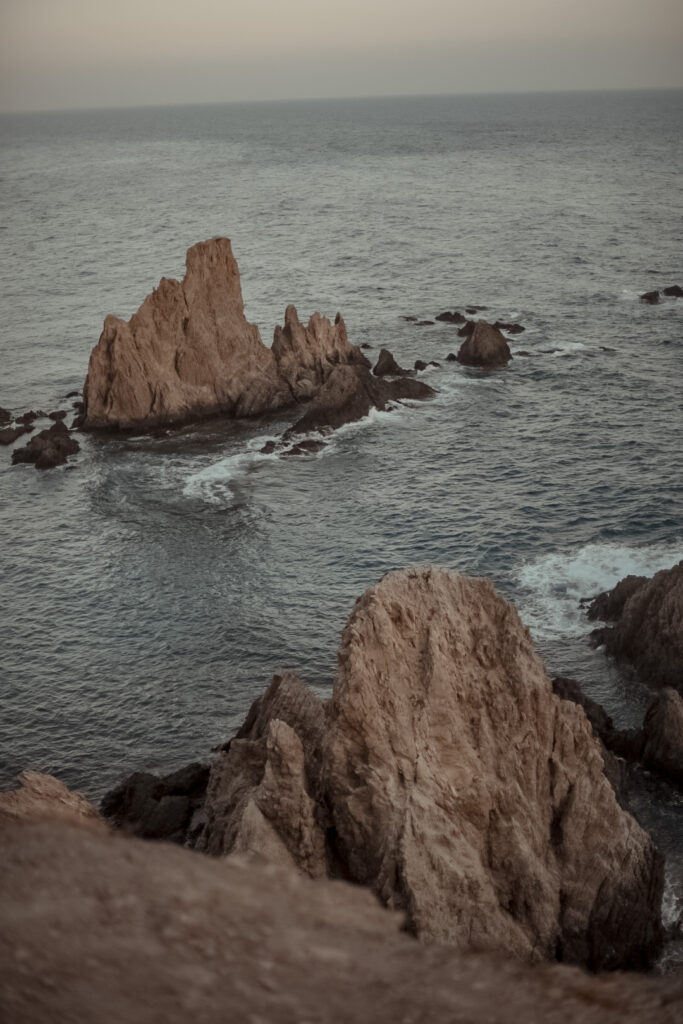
[1,0,681,112]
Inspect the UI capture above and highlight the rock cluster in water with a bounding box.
[103,568,663,971]
[82,238,432,433]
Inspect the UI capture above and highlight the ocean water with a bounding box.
[1,91,682,961]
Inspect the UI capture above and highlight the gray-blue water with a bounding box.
[1,91,682,963]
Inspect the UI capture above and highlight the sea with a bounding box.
[1,90,681,966]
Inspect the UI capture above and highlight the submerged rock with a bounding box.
[11,421,80,470]
[640,290,660,305]
[494,320,526,334]
[435,311,466,324]
[0,407,10,425]
[2,817,678,1024]
[457,321,512,368]
[663,285,683,298]
[588,561,683,691]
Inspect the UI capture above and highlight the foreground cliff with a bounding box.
[106,568,664,971]
[82,239,389,431]
[2,815,680,1024]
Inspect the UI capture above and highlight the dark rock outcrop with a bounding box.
[48,410,67,421]
[3,817,680,1024]
[587,561,683,691]
[11,421,80,470]
[284,365,434,438]
[457,321,512,368]
[494,321,526,334]
[373,348,411,377]
[100,762,209,844]
[641,689,683,787]
[435,311,466,324]
[663,285,683,298]
[640,291,660,305]
[446,352,457,361]
[0,407,10,425]
[457,319,476,337]
[0,425,32,446]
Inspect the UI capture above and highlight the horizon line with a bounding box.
[1,84,681,119]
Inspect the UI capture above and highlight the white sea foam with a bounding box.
[182,438,279,505]
[515,540,682,641]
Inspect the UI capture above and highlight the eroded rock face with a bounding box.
[272,305,370,400]
[83,239,373,431]
[457,321,512,367]
[588,561,683,691]
[373,348,412,377]
[84,238,289,429]
[325,568,663,968]
[642,689,683,787]
[0,771,104,831]
[3,819,680,1024]
[193,673,328,876]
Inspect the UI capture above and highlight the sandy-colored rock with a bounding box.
[457,320,512,367]
[193,673,327,875]
[642,689,683,787]
[272,304,370,400]
[83,239,374,431]
[589,560,683,691]
[325,568,663,969]
[1,819,681,1024]
[0,771,104,831]
[83,238,290,429]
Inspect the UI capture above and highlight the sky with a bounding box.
[0,0,681,113]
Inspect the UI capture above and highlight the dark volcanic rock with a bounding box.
[0,407,10,425]
[457,321,512,368]
[494,321,526,335]
[285,365,433,437]
[587,575,648,622]
[663,285,683,298]
[100,762,209,843]
[373,348,412,377]
[414,360,428,371]
[446,352,457,361]
[259,440,278,455]
[640,290,660,305]
[641,689,683,787]
[282,440,326,457]
[16,410,45,426]
[457,319,476,338]
[48,410,67,421]
[11,421,80,470]
[0,425,32,446]
[587,561,683,691]
[435,311,466,324]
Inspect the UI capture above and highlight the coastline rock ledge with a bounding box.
[82,238,370,430]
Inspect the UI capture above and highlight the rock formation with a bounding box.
[640,290,660,304]
[11,420,80,470]
[0,406,10,425]
[118,568,662,970]
[641,689,683,787]
[588,561,683,691]
[3,817,680,1024]
[82,239,372,431]
[373,348,412,377]
[0,425,32,446]
[435,310,466,324]
[271,304,370,400]
[663,285,683,298]
[100,762,209,843]
[283,364,434,438]
[457,321,512,368]
[0,771,104,831]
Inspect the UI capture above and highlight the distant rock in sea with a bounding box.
[457,320,512,368]
[11,420,80,470]
[82,238,370,432]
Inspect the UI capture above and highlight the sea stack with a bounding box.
[82,239,370,431]
[457,320,512,367]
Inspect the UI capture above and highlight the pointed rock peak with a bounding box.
[284,304,300,327]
